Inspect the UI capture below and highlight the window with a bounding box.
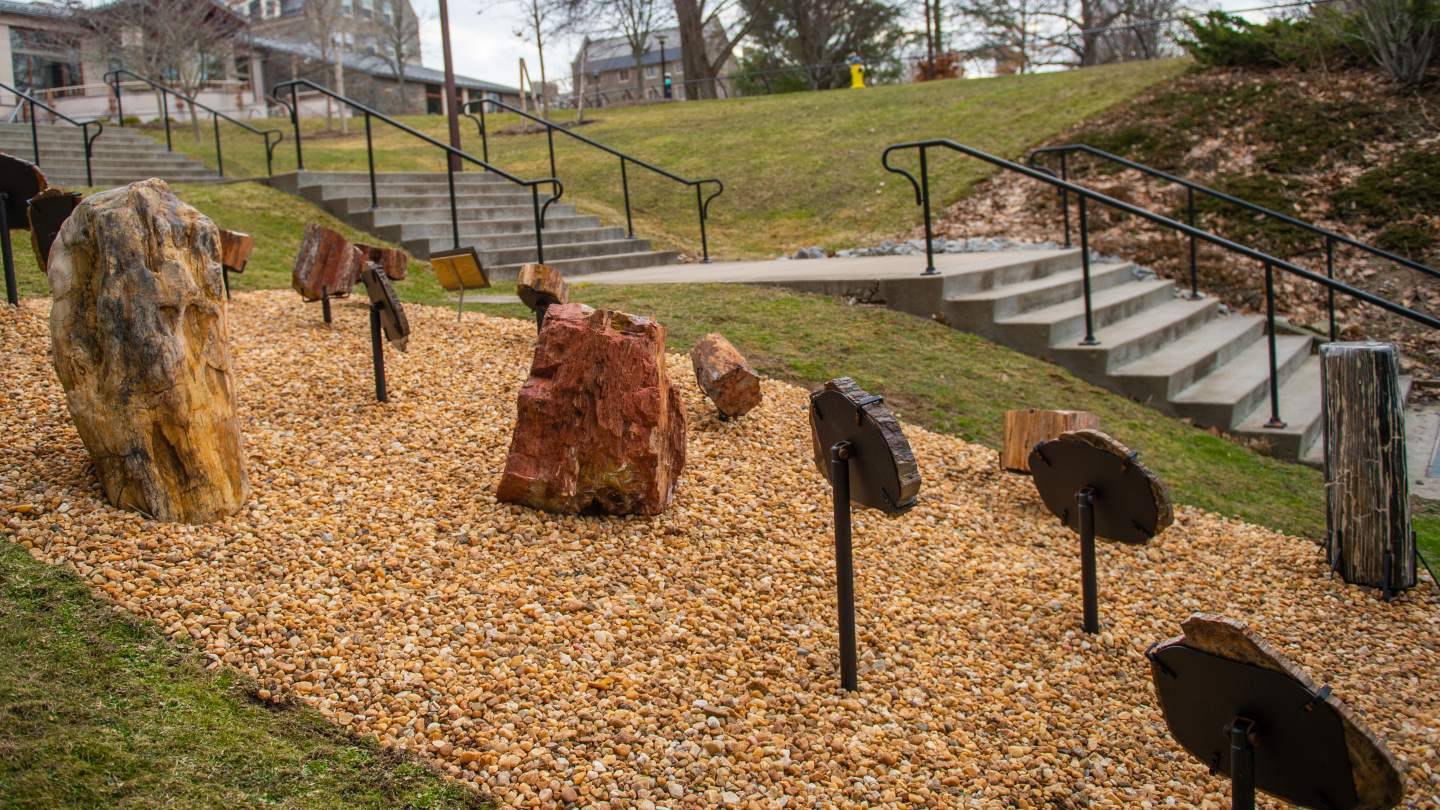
[11,27,83,94]
[358,0,374,17]
[618,68,629,81]
[341,0,352,14]
[644,65,657,78]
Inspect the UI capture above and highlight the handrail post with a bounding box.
[83,123,94,186]
[620,157,633,238]
[112,73,124,125]
[1078,194,1098,346]
[1263,260,1285,429]
[446,160,460,250]
[478,101,489,166]
[290,85,304,171]
[1325,236,1336,342]
[1059,153,1071,247]
[1186,186,1200,299]
[695,184,710,264]
[919,145,936,276]
[365,112,377,208]
[213,112,224,178]
[546,126,557,182]
[531,186,546,264]
[265,133,275,177]
[161,93,172,152]
[28,99,38,165]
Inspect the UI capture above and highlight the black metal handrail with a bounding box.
[461,97,723,262]
[105,68,284,178]
[1,80,102,186]
[882,138,1439,431]
[273,79,563,260]
[1027,143,1440,342]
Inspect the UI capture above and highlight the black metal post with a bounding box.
[1186,187,1199,299]
[829,440,858,692]
[321,289,332,324]
[1262,261,1285,429]
[365,112,377,208]
[265,133,275,177]
[546,127,557,181]
[1077,487,1099,634]
[620,157,634,238]
[695,185,710,264]
[1325,236,1336,342]
[83,124,94,186]
[1079,195,1098,346]
[446,162,460,250]
[29,101,38,165]
[1,194,15,306]
[531,186,546,264]
[919,146,936,276]
[213,113,224,178]
[478,101,489,165]
[222,267,231,301]
[161,93,172,152]
[1227,718,1256,810]
[290,85,304,170]
[1059,153,1071,247]
[370,302,388,402]
[113,74,124,125]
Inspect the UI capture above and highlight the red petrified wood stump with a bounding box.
[691,333,762,419]
[355,242,409,280]
[496,303,687,515]
[292,223,363,301]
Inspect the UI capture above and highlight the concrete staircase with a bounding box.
[0,122,217,187]
[270,171,679,280]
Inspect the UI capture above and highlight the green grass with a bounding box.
[0,542,486,809]
[149,61,1186,259]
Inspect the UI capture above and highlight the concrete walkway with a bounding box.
[571,250,1069,285]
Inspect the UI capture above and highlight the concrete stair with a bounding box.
[270,171,679,280]
[0,122,217,187]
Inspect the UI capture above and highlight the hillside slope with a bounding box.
[147,60,1186,258]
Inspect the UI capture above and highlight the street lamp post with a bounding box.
[657,35,668,99]
[438,0,462,171]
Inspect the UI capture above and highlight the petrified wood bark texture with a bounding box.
[27,187,82,270]
[516,262,569,311]
[496,303,687,515]
[292,223,363,301]
[1320,342,1414,592]
[690,333,762,418]
[1156,614,1404,809]
[1001,408,1100,473]
[355,242,409,281]
[46,179,250,523]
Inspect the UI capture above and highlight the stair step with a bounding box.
[1111,313,1267,402]
[945,262,1137,325]
[1051,295,1220,378]
[485,250,680,280]
[1232,356,1324,460]
[995,278,1176,352]
[1172,334,1313,428]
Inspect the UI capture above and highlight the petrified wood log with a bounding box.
[1001,408,1100,473]
[46,179,250,523]
[355,242,409,280]
[1320,342,1414,592]
[496,303,687,515]
[27,187,82,270]
[292,223,363,301]
[218,228,254,274]
[691,333,762,419]
[1151,614,1403,809]
[516,262,569,311]
[0,151,46,227]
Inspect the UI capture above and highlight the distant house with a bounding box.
[570,21,736,104]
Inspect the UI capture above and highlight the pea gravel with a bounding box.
[2,292,1437,809]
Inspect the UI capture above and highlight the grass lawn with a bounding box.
[0,542,485,808]
[139,61,1187,259]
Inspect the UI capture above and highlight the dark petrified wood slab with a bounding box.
[26,187,81,270]
[218,228,255,274]
[361,265,410,351]
[1149,614,1403,810]
[355,242,409,281]
[291,223,363,301]
[1028,429,1173,543]
[808,377,921,515]
[0,151,47,228]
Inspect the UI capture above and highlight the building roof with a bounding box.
[249,35,519,95]
[0,0,68,18]
[574,26,689,75]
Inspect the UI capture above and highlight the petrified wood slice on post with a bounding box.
[1001,409,1100,473]
[691,333,762,419]
[516,262,569,311]
[0,151,46,227]
[218,228,255,274]
[46,179,250,524]
[355,242,409,280]
[1151,614,1404,809]
[27,187,82,270]
[809,376,921,512]
[292,223,363,301]
[496,303,687,516]
[361,265,411,351]
[1320,342,1414,593]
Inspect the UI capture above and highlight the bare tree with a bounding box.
[305,0,350,132]
[602,0,671,100]
[673,0,755,98]
[955,0,1060,73]
[510,0,574,118]
[375,0,424,108]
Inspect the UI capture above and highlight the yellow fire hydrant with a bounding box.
[849,61,866,89]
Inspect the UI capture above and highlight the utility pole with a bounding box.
[658,35,669,99]
[438,0,462,171]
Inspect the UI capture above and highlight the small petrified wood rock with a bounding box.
[691,333,762,419]
[27,187,82,270]
[0,151,46,227]
[1152,614,1404,809]
[516,262,568,311]
[1001,408,1100,473]
[46,179,250,523]
[496,303,687,515]
[292,223,363,301]
[218,228,255,274]
[355,242,409,281]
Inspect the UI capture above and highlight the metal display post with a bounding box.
[1,194,14,307]
[370,302,388,402]
[829,441,858,692]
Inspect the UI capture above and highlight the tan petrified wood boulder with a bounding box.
[691,333,762,418]
[496,303,686,515]
[47,179,250,523]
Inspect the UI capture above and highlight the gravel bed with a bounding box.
[2,292,1438,809]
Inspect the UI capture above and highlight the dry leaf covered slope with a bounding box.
[2,292,1438,808]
